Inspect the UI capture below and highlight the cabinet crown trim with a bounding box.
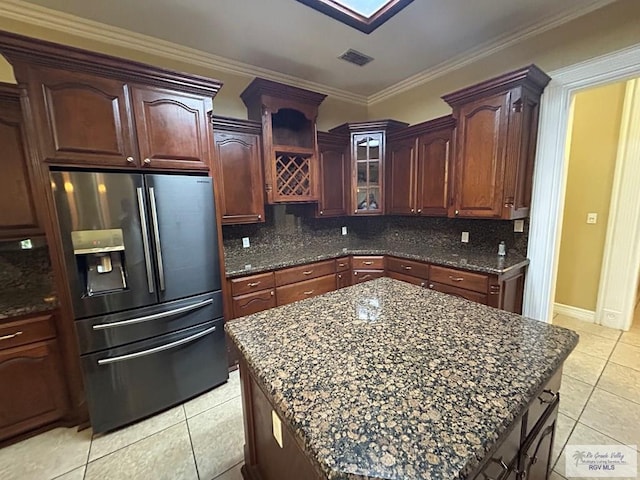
[441,64,551,106]
[211,115,262,135]
[329,119,409,134]
[388,114,456,141]
[0,30,223,97]
[240,77,327,109]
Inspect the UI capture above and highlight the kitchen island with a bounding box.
[225,278,578,480]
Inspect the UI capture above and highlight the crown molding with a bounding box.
[367,0,617,105]
[0,0,616,108]
[0,0,368,105]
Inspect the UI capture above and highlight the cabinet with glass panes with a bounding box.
[330,120,408,216]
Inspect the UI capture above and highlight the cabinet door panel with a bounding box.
[386,139,416,215]
[214,131,264,224]
[427,281,487,304]
[336,272,351,289]
[31,67,136,167]
[0,98,40,237]
[131,86,211,170]
[454,93,510,218]
[318,145,349,217]
[0,341,68,441]
[417,129,451,216]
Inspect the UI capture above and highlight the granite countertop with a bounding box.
[224,239,529,278]
[0,288,58,320]
[226,278,578,480]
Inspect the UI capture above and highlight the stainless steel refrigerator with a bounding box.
[50,171,228,433]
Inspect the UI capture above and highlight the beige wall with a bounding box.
[0,17,367,130]
[368,0,640,124]
[554,82,627,311]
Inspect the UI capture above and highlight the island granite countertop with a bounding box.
[224,239,528,278]
[226,278,578,480]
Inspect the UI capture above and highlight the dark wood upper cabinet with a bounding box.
[211,116,265,224]
[331,120,408,216]
[0,84,41,239]
[386,115,454,217]
[443,65,550,219]
[241,78,326,204]
[316,131,349,217]
[0,31,222,172]
[130,86,211,171]
[386,137,416,215]
[26,66,137,168]
[416,124,453,216]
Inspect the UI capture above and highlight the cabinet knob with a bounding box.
[354,272,358,276]
[410,208,415,213]
[270,291,274,296]
[420,282,426,288]
[257,215,262,220]
[338,274,342,279]
[417,209,422,213]
[320,210,324,215]
[354,210,358,214]
[454,210,459,216]
[428,283,434,288]
[126,156,135,164]
[143,158,151,165]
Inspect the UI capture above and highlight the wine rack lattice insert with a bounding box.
[275,152,312,197]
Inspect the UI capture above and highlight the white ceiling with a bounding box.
[18,0,615,98]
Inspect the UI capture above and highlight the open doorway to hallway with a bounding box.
[554,77,640,331]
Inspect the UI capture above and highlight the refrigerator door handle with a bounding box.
[97,325,217,365]
[148,187,166,292]
[136,187,155,294]
[92,298,214,330]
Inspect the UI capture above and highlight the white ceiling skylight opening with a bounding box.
[332,0,395,18]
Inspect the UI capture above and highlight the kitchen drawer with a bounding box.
[429,265,488,293]
[0,313,56,351]
[230,272,275,297]
[473,420,521,480]
[352,270,385,284]
[275,260,335,287]
[352,256,384,270]
[388,270,427,287]
[427,281,488,304]
[525,368,562,437]
[232,289,276,319]
[276,274,336,306]
[335,257,351,272]
[387,257,429,279]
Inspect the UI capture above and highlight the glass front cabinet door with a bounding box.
[353,132,384,215]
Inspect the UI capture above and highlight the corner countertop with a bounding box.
[0,288,58,320]
[224,239,529,278]
[226,278,578,480]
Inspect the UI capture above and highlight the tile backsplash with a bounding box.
[222,205,528,257]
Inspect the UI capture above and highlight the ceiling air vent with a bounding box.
[339,49,374,66]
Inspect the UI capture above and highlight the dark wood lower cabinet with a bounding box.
[336,272,351,289]
[427,281,488,304]
[0,340,68,442]
[352,270,385,284]
[232,289,276,318]
[276,274,336,306]
[520,402,558,480]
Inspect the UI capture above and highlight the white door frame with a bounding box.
[523,42,640,325]
[594,79,640,330]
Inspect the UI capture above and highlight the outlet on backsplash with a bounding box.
[461,232,469,243]
[341,226,347,236]
[242,237,250,248]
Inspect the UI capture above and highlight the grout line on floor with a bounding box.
[212,460,243,479]
[186,394,242,421]
[183,405,201,480]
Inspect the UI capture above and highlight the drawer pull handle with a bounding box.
[338,263,346,267]
[403,265,412,270]
[449,276,464,282]
[303,290,314,295]
[247,282,261,287]
[302,270,313,275]
[482,457,509,480]
[0,331,23,341]
[363,261,374,265]
[539,389,558,404]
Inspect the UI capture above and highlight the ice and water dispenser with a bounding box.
[71,229,128,297]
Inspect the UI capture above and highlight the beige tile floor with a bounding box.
[1,307,639,480]
[0,370,244,480]
[550,305,640,479]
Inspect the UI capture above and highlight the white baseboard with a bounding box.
[554,303,596,323]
